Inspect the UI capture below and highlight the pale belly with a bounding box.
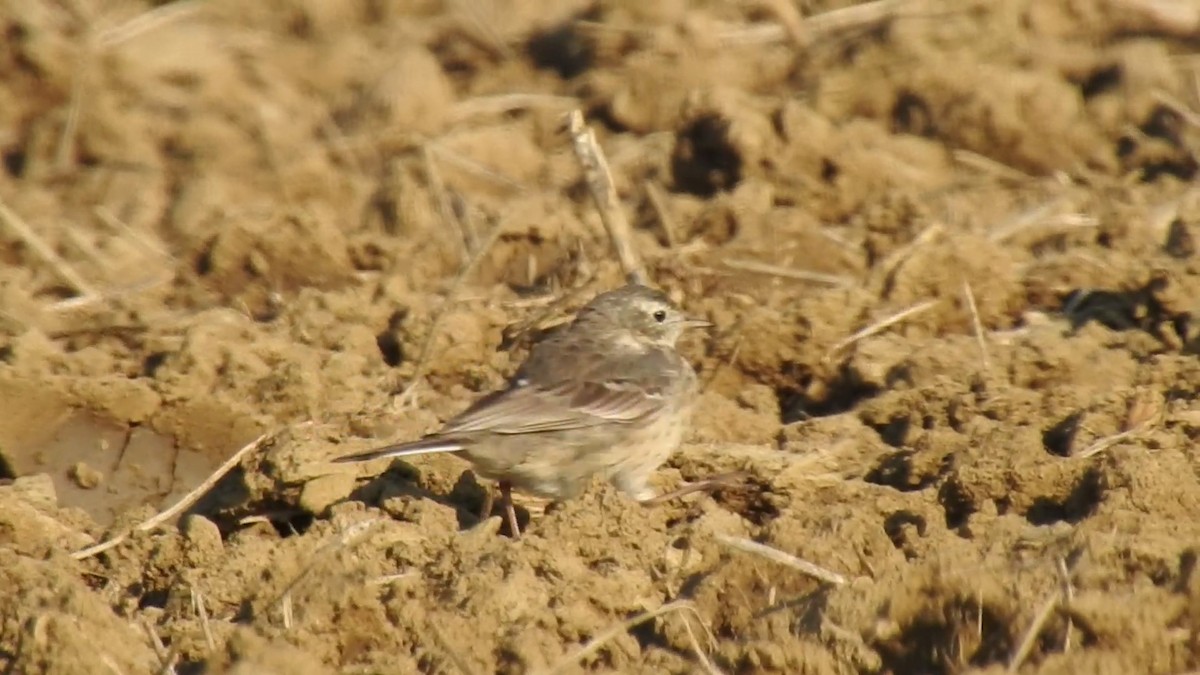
[463,403,692,502]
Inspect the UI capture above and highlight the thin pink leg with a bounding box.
[499,480,521,538]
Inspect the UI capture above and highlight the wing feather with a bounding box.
[439,348,676,436]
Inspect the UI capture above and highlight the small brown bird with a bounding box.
[334,283,717,536]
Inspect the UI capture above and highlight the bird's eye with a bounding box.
[653,310,667,323]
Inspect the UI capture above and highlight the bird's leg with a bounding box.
[499,480,521,539]
[639,471,749,507]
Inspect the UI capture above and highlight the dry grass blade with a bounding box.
[449,0,511,59]
[95,0,205,48]
[429,620,482,675]
[724,258,853,287]
[1153,89,1200,128]
[93,206,173,259]
[449,94,579,124]
[680,613,726,675]
[1056,557,1075,653]
[142,620,178,675]
[718,0,904,46]
[191,588,216,652]
[715,534,847,585]
[0,198,99,299]
[422,144,473,259]
[644,181,678,248]
[426,142,527,192]
[1076,428,1138,459]
[268,518,381,628]
[72,433,268,559]
[1007,591,1060,672]
[543,600,708,674]
[824,300,939,360]
[566,109,647,285]
[953,149,1033,183]
[393,216,506,407]
[1078,388,1163,458]
[367,572,415,586]
[962,281,990,372]
[989,199,1097,243]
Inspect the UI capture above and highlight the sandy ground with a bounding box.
[3,0,1200,673]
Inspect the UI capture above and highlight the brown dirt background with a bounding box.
[3,0,1200,673]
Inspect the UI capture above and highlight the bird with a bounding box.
[333,283,721,537]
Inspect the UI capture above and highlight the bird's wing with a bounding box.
[439,347,676,436]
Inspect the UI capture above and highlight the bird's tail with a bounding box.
[332,437,464,463]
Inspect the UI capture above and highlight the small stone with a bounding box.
[68,462,103,489]
[299,473,355,515]
[181,514,223,553]
[6,473,58,509]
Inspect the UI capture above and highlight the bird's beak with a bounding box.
[678,317,713,330]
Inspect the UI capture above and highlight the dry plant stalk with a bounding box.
[715,534,847,585]
[1007,590,1060,672]
[718,0,905,46]
[543,600,714,675]
[962,281,991,372]
[0,199,99,299]
[824,299,939,361]
[191,588,217,652]
[72,433,269,559]
[723,257,853,287]
[566,110,648,285]
[392,216,507,408]
[1077,387,1163,459]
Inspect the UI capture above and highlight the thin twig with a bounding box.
[543,601,706,674]
[0,198,99,298]
[393,217,506,407]
[680,613,726,675]
[759,0,812,46]
[644,181,678,248]
[429,620,481,675]
[280,593,294,630]
[367,572,415,586]
[1075,428,1140,459]
[426,142,527,192]
[449,0,511,59]
[824,300,939,360]
[566,110,647,285]
[448,94,579,124]
[142,620,178,675]
[422,144,474,259]
[962,281,990,372]
[47,273,172,313]
[714,534,847,586]
[1153,89,1200,128]
[93,206,173,260]
[716,0,905,46]
[72,433,268,559]
[268,518,381,627]
[56,72,84,170]
[952,149,1033,183]
[871,222,943,294]
[1007,591,1060,672]
[191,588,216,652]
[724,258,853,287]
[1056,557,1075,653]
[989,198,1098,243]
[95,1,205,48]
